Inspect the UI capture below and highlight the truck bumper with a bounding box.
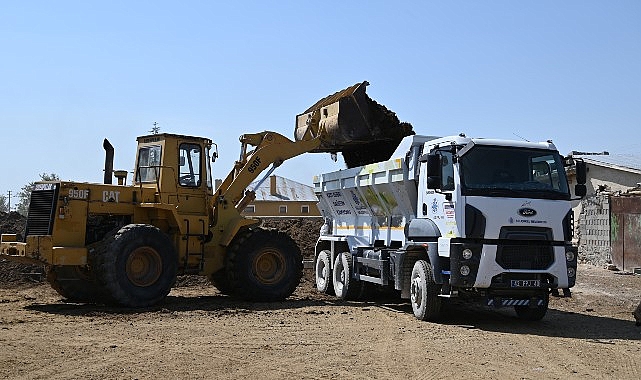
[0,234,87,266]
[445,241,577,290]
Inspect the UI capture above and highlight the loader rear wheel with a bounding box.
[226,228,303,301]
[410,260,442,321]
[46,265,104,303]
[332,252,359,300]
[94,224,177,307]
[315,250,334,295]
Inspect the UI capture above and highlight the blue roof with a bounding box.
[579,154,641,173]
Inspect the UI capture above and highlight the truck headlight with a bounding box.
[567,267,576,277]
[462,248,473,260]
[460,265,470,276]
[565,251,575,262]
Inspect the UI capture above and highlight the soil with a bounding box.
[1,216,641,379]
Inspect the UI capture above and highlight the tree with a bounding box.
[0,194,8,213]
[16,173,59,216]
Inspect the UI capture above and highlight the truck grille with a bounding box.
[496,245,554,270]
[25,185,59,237]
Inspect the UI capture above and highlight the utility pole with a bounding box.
[7,190,11,212]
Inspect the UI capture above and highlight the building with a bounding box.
[567,153,641,270]
[242,175,320,217]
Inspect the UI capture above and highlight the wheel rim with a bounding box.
[334,261,345,293]
[253,249,286,285]
[411,276,423,308]
[126,246,162,287]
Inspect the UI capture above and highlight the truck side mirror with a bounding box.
[575,184,587,197]
[426,154,442,189]
[575,160,586,185]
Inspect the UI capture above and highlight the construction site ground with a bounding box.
[0,262,639,379]
[1,215,640,378]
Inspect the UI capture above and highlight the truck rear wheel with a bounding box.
[226,228,303,301]
[514,293,549,321]
[332,252,359,300]
[410,260,442,321]
[46,265,104,303]
[315,250,334,295]
[94,224,177,307]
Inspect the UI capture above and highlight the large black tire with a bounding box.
[93,224,178,307]
[332,252,360,300]
[410,260,442,321]
[226,228,303,302]
[46,265,105,303]
[514,293,549,321]
[315,250,334,295]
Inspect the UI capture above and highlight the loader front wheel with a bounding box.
[226,228,303,301]
[94,224,177,307]
[47,265,104,303]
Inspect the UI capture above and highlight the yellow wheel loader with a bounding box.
[0,81,412,307]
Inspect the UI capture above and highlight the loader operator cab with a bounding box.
[134,133,215,196]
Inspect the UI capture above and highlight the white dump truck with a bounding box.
[313,133,587,321]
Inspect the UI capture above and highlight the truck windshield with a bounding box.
[459,145,570,200]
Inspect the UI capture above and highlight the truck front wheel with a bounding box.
[514,293,549,321]
[93,224,177,307]
[226,228,303,301]
[315,250,334,295]
[410,260,442,321]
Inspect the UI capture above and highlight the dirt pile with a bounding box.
[0,212,44,286]
[259,217,323,259]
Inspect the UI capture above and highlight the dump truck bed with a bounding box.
[313,135,434,245]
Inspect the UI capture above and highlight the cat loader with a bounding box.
[0,81,412,307]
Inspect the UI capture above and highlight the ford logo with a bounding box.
[518,207,537,217]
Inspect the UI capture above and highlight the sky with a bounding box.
[1,1,640,209]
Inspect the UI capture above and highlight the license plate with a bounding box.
[510,279,540,288]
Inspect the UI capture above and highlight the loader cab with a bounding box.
[134,133,215,201]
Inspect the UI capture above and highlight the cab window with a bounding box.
[136,145,162,183]
[179,143,202,187]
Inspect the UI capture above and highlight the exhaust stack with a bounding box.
[103,138,114,185]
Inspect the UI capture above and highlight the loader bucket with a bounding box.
[295,81,413,167]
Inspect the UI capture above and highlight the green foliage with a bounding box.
[0,194,8,213]
[16,173,59,216]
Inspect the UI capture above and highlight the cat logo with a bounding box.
[102,190,120,203]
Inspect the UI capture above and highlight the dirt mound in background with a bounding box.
[0,212,44,286]
[259,217,323,259]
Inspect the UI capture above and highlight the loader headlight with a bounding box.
[567,267,576,278]
[462,248,473,260]
[460,265,471,276]
[565,251,575,262]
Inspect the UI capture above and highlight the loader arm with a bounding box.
[210,131,321,247]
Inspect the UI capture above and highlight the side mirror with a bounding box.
[426,154,442,189]
[575,160,587,185]
[575,184,587,198]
